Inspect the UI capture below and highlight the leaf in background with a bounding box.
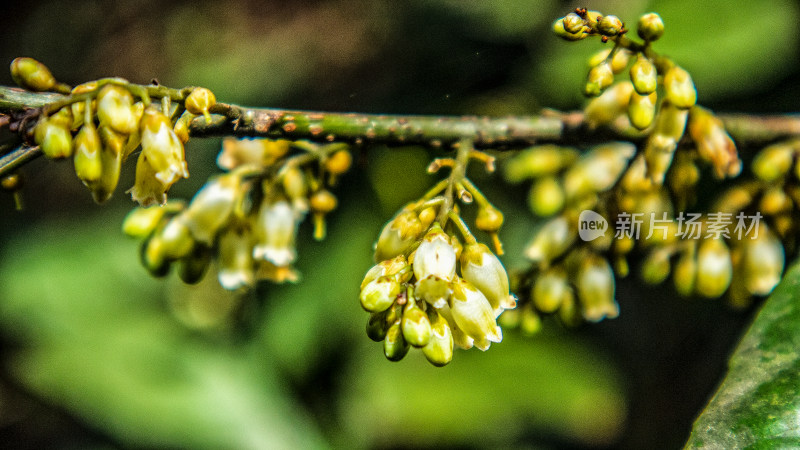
[685,259,800,448]
[0,211,327,449]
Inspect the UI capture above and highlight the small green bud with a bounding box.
[73,122,103,186]
[630,55,657,95]
[10,57,57,91]
[366,310,389,342]
[740,226,784,296]
[519,307,542,336]
[627,91,658,130]
[695,239,733,298]
[527,176,565,217]
[402,300,432,347]
[97,85,138,134]
[383,320,409,362]
[610,49,632,74]
[563,142,636,200]
[597,15,623,36]
[664,66,697,109]
[532,266,572,313]
[324,149,353,177]
[584,61,614,97]
[575,254,618,322]
[475,204,504,235]
[122,203,181,238]
[760,187,792,216]
[637,13,665,41]
[422,309,454,367]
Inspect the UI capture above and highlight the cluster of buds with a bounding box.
[123,138,351,290]
[361,145,516,365]
[10,57,219,205]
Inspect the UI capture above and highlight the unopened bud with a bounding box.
[178,246,211,285]
[553,18,587,41]
[664,66,697,109]
[584,62,614,97]
[637,13,665,41]
[532,266,572,313]
[383,320,409,362]
[584,81,634,128]
[324,149,353,176]
[34,115,73,159]
[402,300,432,347]
[528,175,565,217]
[422,309,454,366]
[740,226,784,296]
[597,15,623,36]
[97,85,138,134]
[752,141,795,182]
[73,122,103,186]
[695,238,732,298]
[524,215,576,265]
[575,254,618,321]
[630,55,657,95]
[503,145,578,181]
[10,57,57,91]
[185,87,216,123]
[627,91,657,130]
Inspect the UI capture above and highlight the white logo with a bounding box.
[579,210,608,241]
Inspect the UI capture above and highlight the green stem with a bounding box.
[436,139,472,225]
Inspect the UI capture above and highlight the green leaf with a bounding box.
[685,259,800,448]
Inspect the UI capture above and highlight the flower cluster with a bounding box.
[11,57,217,205]
[123,138,351,290]
[361,145,516,366]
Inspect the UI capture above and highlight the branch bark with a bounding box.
[3,85,800,178]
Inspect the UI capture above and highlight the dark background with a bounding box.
[1,0,799,448]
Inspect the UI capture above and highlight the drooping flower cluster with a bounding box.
[123,138,351,290]
[10,57,219,205]
[360,145,516,366]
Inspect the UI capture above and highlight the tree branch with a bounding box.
[2,85,800,179]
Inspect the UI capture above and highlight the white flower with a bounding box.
[460,242,516,313]
[449,278,502,351]
[253,199,300,266]
[140,107,189,185]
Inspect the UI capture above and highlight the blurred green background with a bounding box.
[1,0,799,448]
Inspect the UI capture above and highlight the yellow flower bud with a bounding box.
[688,106,741,179]
[475,204,503,234]
[10,57,56,91]
[422,309,454,367]
[34,115,73,159]
[637,13,665,41]
[562,13,585,34]
[575,254,618,322]
[374,205,425,262]
[528,176,565,217]
[739,226,784,296]
[532,266,572,313]
[664,66,697,109]
[73,122,103,186]
[597,15,623,36]
[524,215,576,265]
[503,145,578,182]
[324,149,353,176]
[584,61,614,97]
[563,142,636,200]
[91,126,126,203]
[695,238,732,298]
[366,309,390,342]
[122,205,171,238]
[157,215,196,260]
[402,299,432,348]
[610,49,632,75]
[140,107,189,185]
[584,81,634,128]
[141,235,171,278]
[97,85,138,134]
[183,171,246,245]
[185,87,216,122]
[627,91,657,130]
[630,55,657,95]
